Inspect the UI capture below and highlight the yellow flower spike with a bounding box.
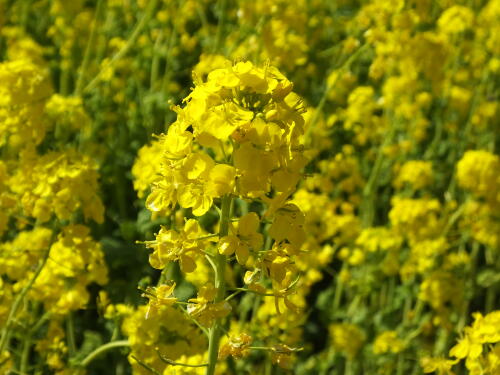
[26,224,108,315]
[135,60,306,374]
[13,149,104,224]
[265,109,279,121]
[457,150,500,204]
[0,59,52,148]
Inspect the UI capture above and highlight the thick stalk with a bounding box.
[205,195,231,375]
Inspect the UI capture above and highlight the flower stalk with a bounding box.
[205,195,231,375]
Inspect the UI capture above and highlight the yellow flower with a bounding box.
[420,356,458,374]
[142,282,178,319]
[145,219,207,273]
[457,150,500,205]
[219,212,263,265]
[449,335,482,360]
[218,332,253,359]
[393,160,433,190]
[132,139,164,198]
[329,323,365,358]
[206,164,236,197]
[30,225,108,314]
[122,305,206,373]
[373,331,405,354]
[269,203,306,248]
[187,284,231,326]
[438,5,474,35]
[162,121,193,159]
[11,148,104,223]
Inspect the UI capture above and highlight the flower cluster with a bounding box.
[134,60,308,372]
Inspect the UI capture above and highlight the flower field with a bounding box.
[0,0,499,374]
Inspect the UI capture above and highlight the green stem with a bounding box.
[75,0,104,94]
[67,312,77,356]
[79,340,130,367]
[19,333,32,373]
[396,353,404,375]
[21,0,31,29]
[205,195,231,375]
[345,358,354,375]
[178,305,209,338]
[30,311,51,334]
[214,0,227,53]
[433,328,449,356]
[131,355,161,375]
[361,113,397,227]
[332,265,345,314]
[60,67,70,95]
[150,30,164,90]
[411,298,425,325]
[157,350,207,367]
[83,0,159,93]
[265,359,272,375]
[304,44,370,142]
